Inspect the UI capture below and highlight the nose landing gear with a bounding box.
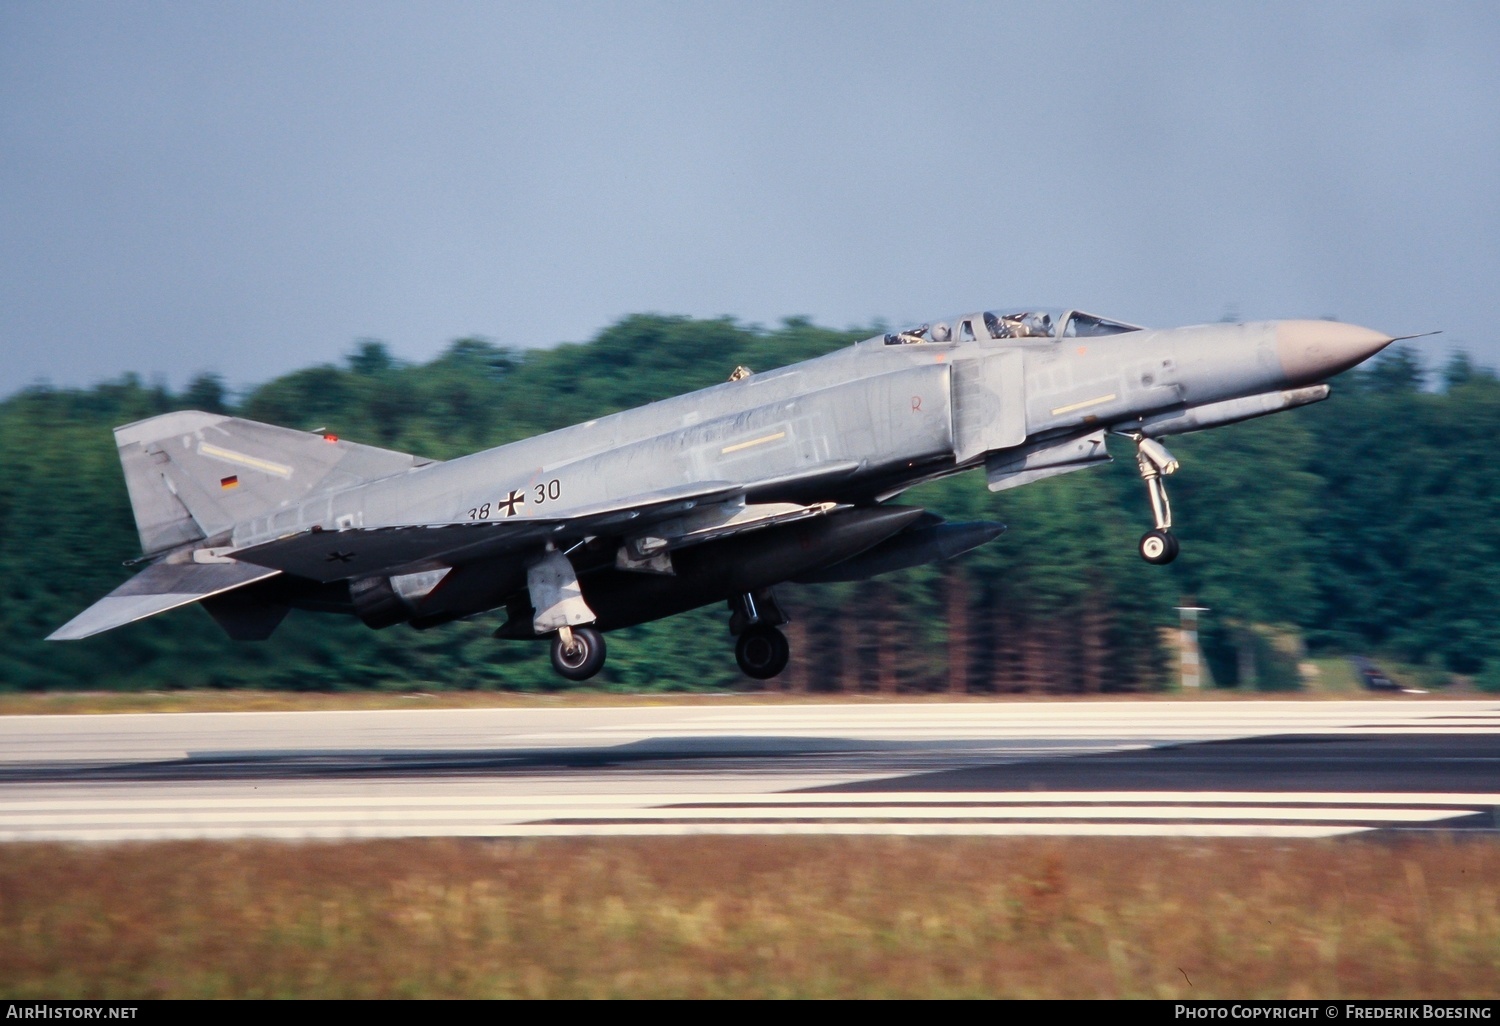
[1123,432,1181,565]
[1139,529,1178,564]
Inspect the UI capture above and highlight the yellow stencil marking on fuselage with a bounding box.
[199,443,293,478]
[721,431,787,455]
[1050,393,1117,417]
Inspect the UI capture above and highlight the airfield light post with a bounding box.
[1175,606,1210,689]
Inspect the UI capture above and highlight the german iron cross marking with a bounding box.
[499,490,526,517]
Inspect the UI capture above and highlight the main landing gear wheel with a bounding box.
[550,625,606,681]
[1139,529,1180,565]
[736,624,790,680]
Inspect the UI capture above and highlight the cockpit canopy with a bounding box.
[881,309,1143,346]
[1060,311,1146,338]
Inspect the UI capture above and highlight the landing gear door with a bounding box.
[952,350,1027,463]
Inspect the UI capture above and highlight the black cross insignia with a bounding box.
[499,489,526,517]
[325,551,355,563]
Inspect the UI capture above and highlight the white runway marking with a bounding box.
[0,700,1495,841]
[0,804,1469,827]
[0,788,1493,842]
[3,699,1496,763]
[2,789,1495,812]
[10,824,1376,842]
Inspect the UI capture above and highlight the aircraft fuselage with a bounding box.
[51,309,1397,682]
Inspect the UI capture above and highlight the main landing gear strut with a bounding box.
[1123,431,1181,565]
[529,546,608,681]
[527,544,799,681]
[729,589,790,679]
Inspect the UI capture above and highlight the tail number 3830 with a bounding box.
[466,478,561,520]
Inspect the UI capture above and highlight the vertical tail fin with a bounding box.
[114,411,439,556]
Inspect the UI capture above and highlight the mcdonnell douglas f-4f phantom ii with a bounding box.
[51,310,1401,681]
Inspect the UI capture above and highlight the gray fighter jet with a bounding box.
[49,311,1399,681]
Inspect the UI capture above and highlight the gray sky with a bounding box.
[2,1,1496,395]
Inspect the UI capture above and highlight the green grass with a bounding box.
[0,836,1495,998]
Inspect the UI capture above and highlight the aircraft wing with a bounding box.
[229,479,751,582]
[47,559,282,641]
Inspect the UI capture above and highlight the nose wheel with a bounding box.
[1139,528,1179,565]
[1123,431,1181,565]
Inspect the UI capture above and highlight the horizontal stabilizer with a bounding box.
[47,560,281,641]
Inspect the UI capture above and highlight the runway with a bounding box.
[1,699,1496,841]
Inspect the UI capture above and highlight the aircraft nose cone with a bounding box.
[1276,320,1393,384]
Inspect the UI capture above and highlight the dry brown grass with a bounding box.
[0,836,1495,998]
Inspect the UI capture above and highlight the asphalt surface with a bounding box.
[0,699,1496,840]
[822,733,1500,794]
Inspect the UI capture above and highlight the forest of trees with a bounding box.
[2,314,1498,694]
